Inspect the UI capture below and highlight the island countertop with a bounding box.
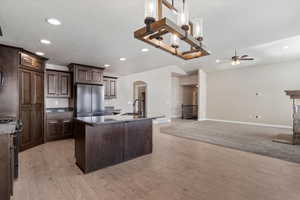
[74,115,164,126]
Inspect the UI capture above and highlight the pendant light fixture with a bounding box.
[193,18,204,41]
[135,0,210,60]
[179,0,190,31]
[144,0,157,33]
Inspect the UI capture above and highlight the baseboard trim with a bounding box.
[199,118,292,129]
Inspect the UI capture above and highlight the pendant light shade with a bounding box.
[193,18,204,39]
[145,0,157,20]
[178,0,190,30]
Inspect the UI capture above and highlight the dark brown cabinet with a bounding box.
[19,69,44,151]
[20,53,44,72]
[74,119,153,173]
[104,76,117,99]
[0,133,14,200]
[46,70,71,98]
[68,63,104,85]
[124,120,152,161]
[46,112,73,141]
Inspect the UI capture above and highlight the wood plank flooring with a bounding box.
[12,123,300,200]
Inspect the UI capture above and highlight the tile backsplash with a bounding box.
[46,98,69,108]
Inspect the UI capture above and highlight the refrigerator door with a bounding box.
[92,85,104,114]
[76,84,92,116]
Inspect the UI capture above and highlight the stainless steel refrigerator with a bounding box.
[75,84,105,117]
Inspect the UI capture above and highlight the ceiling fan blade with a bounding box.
[240,58,254,61]
[241,55,249,58]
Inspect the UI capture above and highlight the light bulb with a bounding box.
[171,34,179,48]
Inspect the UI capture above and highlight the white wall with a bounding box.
[171,76,183,118]
[115,66,186,119]
[198,70,207,120]
[206,60,300,126]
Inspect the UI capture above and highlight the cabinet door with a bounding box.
[32,72,44,104]
[77,67,90,83]
[20,53,44,72]
[59,72,71,97]
[19,69,32,105]
[31,106,44,144]
[75,66,103,84]
[19,106,32,149]
[104,79,110,99]
[19,69,44,151]
[62,120,73,137]
[91,69,103,84]
[110,79,117,98]
[124,120,152,161]
[86,123,124,171]
[47,120,62,140]
[46,71,59,97]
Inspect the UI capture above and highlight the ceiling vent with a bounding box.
[0,26,3,36]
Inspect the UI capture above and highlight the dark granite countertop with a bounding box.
[46,107,74,113]
[0,123,16,135]
[75,115,164,126]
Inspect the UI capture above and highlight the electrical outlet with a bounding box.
[255,115,261,119]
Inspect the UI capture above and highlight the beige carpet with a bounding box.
[160,120,300,163]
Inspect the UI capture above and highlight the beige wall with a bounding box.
[116,66,186,118]
[206,60,300,126]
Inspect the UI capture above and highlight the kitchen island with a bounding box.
[74,115,161,173]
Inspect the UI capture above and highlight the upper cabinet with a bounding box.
[20,52,45,72]
[104,76,117,99]
[68,63,104,85]
[46,70,71,98]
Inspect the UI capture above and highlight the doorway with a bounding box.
[133,81,147,116]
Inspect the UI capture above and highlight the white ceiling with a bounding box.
[0,0,300,75]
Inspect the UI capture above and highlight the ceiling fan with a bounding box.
[217,49,255,65]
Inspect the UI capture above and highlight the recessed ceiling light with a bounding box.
[283,46,289,49]
[120,57,126,61]
[216,59,220,63]
[36,52,45,56]
[104,64,111,67]
[40,39,51,45]
[141,48,149,52]
[46,18,62,26]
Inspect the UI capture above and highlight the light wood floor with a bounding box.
[13,123,300,200]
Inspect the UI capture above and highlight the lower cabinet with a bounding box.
[46,112,73,141]
[0,133,13,200]
[74,119,153,173]
[124,120,153,161]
